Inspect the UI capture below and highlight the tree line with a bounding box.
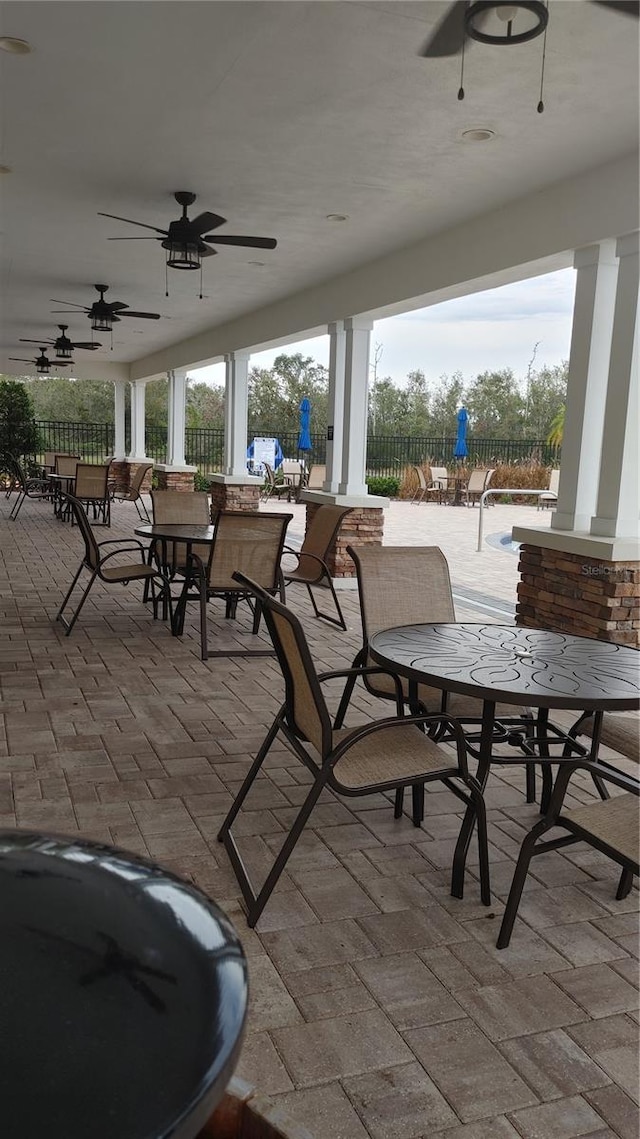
[4,349,567,441]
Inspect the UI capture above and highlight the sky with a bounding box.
[191,267,576,391]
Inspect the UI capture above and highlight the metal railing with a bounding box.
[30,421,559,476]
[477,488,548,552]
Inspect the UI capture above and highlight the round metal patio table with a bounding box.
[368,622,640,899]
[0,829,248,1139]
[135,522,216,658]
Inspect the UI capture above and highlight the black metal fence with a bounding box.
[32,421,559,474]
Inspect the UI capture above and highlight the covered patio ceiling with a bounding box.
[0,1,638,381]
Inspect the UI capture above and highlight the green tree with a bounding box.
[465,369,524,437]
[523,362,568,438]
[187,380,225,428]
[248,354,329,436]
[430,372,465,437]
[0,377,39,458]
[25,376,115,423]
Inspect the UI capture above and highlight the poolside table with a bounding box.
[369,622,640,900]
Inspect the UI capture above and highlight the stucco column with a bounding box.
[167,368,188,466]
[129,379,147,459]
[552,241,618,532]
[224,351,250,476]
[113,380,127,459]
[338,316,373,497]
[590,231,639,540]
[325,321,346,493]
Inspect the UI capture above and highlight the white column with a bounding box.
[224,351,250,476]
[552,241,618,532]
[113,380,127,458]
[325,321,346,493]
[167,368,188,466]
[338,317,372,496]
[590,231,639,540]
[129,380,147,460]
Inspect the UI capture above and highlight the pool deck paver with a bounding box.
[0,495,637,1139]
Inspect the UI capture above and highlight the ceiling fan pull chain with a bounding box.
[165,263,170,298]
[199,265,203,301]
[537,6,548,113]
[457,35,466,100]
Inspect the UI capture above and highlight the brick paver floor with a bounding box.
[1,494,638,1139]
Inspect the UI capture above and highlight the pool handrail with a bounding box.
[477,488,549,553]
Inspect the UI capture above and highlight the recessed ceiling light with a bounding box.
[326,214,349,222]
[0,36,33,54]
[461,128,496,142]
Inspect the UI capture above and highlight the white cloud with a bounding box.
[192,268,575,389]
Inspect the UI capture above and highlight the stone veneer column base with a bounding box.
[209,482,262,515]
[154,467,195,492]
[517,544,640,646]
[109,460,130,496]
[304,502,385,579]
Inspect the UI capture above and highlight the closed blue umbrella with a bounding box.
[297,397,312,452]
[454,406,469,459]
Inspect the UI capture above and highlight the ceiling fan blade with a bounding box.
[203,234,277,249]
[119,310,161,320]
[198,244,218,258]
[190,211,227,235]
[51,309,88,315]
[108,302,129,311]
[50,299,89,310]
[71,342,101,350]
[419,0,468,57]
[20,338,55,345]
[107,236,162,241]
[9,357,35,363]
[592,0,639,14]
[97,211,169,236]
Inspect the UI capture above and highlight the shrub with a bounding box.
[398,460,552,503]
[194,470,212,492]
[367,475,401,497]
[0,379,39,460]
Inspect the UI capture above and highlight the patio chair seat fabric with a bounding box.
[101,562,160,583]
[150,490,211,572]
[8,458,51,520]
[282,503,352,630]
[574,712,639,764]
[331,722,459,788]
[563,793,639,863]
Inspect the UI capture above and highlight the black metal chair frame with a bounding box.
[281,504,351,630]
[56,495,172,635]
[8,457,51,520]
[217,572,490,927]
[497,755,639,948]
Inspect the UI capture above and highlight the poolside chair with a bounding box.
[537,468,560,510]
[217,572,489,926]
[8,457,51,520]
[261,462,293,503]
[459,468,495,507]
[113,462,153,522]
[150,489,211,575]
[410,466,429,504]
[305,464,326,491]
[335,545,536,822]
[73,462,111,526]
[497,753,639,948]
[202,511,292,658]
[426,466,450,504]
[56,495,171,636]
[281,503,352,630]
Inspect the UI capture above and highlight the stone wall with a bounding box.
[305,503,384,578]
[516,544,640,646]
[210,482,262,516]
[154,468,195,492]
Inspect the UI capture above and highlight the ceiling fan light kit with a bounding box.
[465,1,548,45]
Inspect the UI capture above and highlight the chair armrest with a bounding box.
[319,666,405,715]
[97,537,146,550]
[332,711,470,777]
[98,546,147,567]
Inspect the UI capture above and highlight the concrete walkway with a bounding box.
[1,496,636,1139]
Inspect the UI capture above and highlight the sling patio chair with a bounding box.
[537,467,560,510]
[113,462,153,522]
[217,572,489,926]
[334,544,536,823]
[458,467,495,507]
[497,751,639,948]
[305,464,326,491]
[56,495,172,636]
[410,465,449,505]
[150,489,211,577]
[73,462,111,526]
[281,503,352,630]
[8,457,51,520]
[200,511,292,659]
[260,462,294,503]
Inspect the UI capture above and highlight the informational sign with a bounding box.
[250,437,277,474]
